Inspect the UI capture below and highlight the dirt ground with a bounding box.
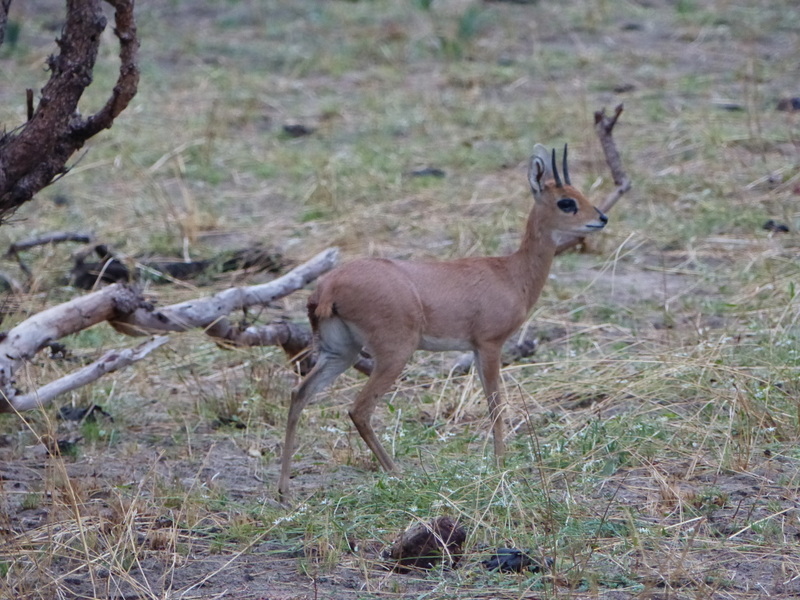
[3,401,799,599]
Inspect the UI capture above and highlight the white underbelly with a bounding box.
[418,335,473,352]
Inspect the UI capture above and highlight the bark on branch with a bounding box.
[108,248,338,337]
[8,336,169,412]
[0,0,139,221]
[0,248,339,412]
[0,0,12,48]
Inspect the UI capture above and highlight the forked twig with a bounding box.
[593,103,632,212]
[556,103,631,255]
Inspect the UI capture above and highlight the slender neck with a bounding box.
[508,203,558,311]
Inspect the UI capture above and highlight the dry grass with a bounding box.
[1,0,800,598]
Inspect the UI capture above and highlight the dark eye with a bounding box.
[557,198,578,214]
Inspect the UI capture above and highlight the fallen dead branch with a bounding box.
[0,248,338,412]
[5,231,93,256]
[5,231,94,279]
[108,247,338,337]
[8,337,169,412]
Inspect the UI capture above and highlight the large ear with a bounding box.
[528,143,551,199]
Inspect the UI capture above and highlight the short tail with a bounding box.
[307,284,335,332]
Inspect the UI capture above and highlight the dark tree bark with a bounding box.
[0,0,12,47]
[0,0,139,221]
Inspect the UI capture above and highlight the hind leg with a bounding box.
[348,340,416,472]
[279,320,360,499]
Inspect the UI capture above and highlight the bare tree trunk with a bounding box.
[0,0,12,47]
[0,0,139,220]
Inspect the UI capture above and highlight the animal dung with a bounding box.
[384,516,466,573]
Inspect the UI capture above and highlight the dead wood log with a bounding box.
[0,0,139,221]
[109,248,338,336]
[0,248,338,412]
[8,337,168,412]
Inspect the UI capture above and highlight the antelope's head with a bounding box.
[528,143,608,240]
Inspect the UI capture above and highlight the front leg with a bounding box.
[474,343,505,465]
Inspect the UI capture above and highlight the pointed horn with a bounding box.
[551,148,562,188]
[562,143,571,186]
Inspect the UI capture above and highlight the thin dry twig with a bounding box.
[5,231,94,279]
[5,231,93,256]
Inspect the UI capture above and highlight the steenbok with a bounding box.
[279,144,607,497]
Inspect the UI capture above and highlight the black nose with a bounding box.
[596,208,608,224]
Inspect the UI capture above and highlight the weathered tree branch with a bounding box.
[0,248,339,412]
[8,336,169,412]
[6,231,93,256]
[0,0,139,220]
[109,248,339,337]
[556,104,631,255]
